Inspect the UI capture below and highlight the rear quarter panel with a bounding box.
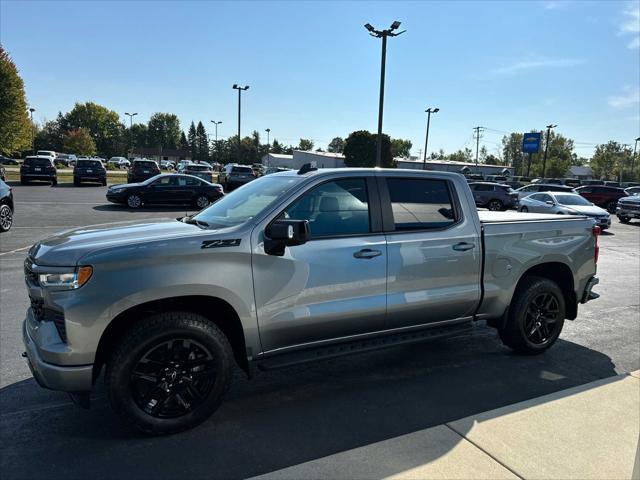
[479,216,596,319]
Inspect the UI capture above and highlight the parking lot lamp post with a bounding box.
[28,108,35,154]
[542,124,557,178]
[211,121,222,164]
[422,107,439,169]
[232,84,249,162]
[364,21,405,168]
[125,112,138,158]
[633,137,640,178]
[265,128,271,166]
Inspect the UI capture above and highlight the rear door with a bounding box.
[251,175,387,351]
[381,175,482,329]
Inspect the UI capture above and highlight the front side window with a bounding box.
[282,178,370,238]
[386,178,457,231]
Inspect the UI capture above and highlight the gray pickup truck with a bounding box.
[22,167,601,434]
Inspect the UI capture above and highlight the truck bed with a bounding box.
[478,211,586,224]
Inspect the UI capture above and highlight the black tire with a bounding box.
[520,206,529,212]
[105,311,234,435]
[488,199,503,211]
[498,276,565,355]
[51,178,57,186]
[606,201,617,214]
[194,195,210,209]
[0,203,13,232]
[74,178,81,186]
[20,178,27,185]
[102,179,107,186]
[618,216,630,224]
[127,194,142,209]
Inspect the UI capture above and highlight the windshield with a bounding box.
[554,194,591,206]
[232,166,253,173]
[193,175,301,228]
[187,165,210,171]
[25,158,52,166]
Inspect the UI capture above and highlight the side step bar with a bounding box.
[257,321,474,371]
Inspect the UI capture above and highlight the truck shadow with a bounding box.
[0,331,619,479]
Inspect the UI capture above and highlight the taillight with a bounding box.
[592,225,600,264]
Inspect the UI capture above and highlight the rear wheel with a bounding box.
[105,312,234,435]
[519,206,529,212]
[618,216,630,224]
[0,203,13,232]
[20,178,28,185]
[74,178,81,186]
[606,201,617,214]
[195,195,210,209]
[488,199,503,211]
[51,178,57,186]
[499,276,565,355]
[127,194,142,209]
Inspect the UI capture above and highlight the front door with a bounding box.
[251,176,387,352]
[381,176,482,329]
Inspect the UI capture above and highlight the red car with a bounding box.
[575,185,628,213]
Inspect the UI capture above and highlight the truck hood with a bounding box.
[29,218,208,266]
[618,195,640,204]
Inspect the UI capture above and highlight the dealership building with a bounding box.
[262,150,345,170]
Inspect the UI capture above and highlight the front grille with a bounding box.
[51,311,67,342]
[24,258,38,285]
[620,203,640,211]
[30,297,45,320]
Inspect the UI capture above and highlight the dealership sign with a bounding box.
[522,132,542,153]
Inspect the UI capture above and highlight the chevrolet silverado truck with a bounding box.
[22,166,601,434]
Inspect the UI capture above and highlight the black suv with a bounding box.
[74,159,107,186]
[20,156,57,185]
[127,159,160,183]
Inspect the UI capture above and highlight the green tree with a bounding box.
[60,102,123,157]
[195,121,208,160]
[297,138,314,151]
[390,138,412,158]
[34,115,65,153]
[501,133,526,175]
[343,130,394,168]
[589,141,634,181]
[179,131,189,150]
[62,128,96,156]
[128,123,148,153]
[0,46,32,155]
[327,137,345,153]
[271,139,284,154]
[532,132,576,178]
[187,122,197,159]
[447,148,473,163]
[147,112,181,155]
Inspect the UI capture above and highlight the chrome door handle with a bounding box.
[452,242,475,252]
[353,248,382,259]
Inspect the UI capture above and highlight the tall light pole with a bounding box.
[632,137,640,178]
[364,21,405,168]
[542,124,557,178]
[422,107,439,169]
[211,120,222,164]
[265,128,271,166]
[474,126,484,172]
[125,112,138,158]
[28,108,36,154]
[232,84,249,162]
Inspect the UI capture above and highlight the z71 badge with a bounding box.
[201,239,242,249]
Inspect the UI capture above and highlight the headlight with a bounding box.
[39,266,93,289]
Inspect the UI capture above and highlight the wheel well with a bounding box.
[517,262,577,320]
[93,295,249,382]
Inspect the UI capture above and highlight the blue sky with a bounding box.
[1,0,639,158]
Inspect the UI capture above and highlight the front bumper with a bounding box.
[580,276,600,304]
[616,206,640,219]
[22,314,93,392]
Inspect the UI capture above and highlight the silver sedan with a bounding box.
[519,191,611,229]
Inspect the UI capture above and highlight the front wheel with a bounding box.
[488,199,503,211]
[127,194,142,209]
[606,201,617,214]
[519,206,529,213]
[105,312,234,435]
[0,204,13,232]
[499,276,565,355]
[618,216,630,224]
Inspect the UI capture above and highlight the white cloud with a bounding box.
[618,2,640,49]
[491,58,585,75]
[608,87,640,108]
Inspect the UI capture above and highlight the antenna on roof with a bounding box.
[297,163,317,175]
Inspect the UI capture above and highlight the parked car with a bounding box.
[562,178,581,188]
[182,163,213,182]
[36,150,57,159]
[21,167,601,434]
[0,179,13,232]
[0,165,5,182]
[108,157,131,169]
[514,183,575,201]
[484,175,508,183]
[0,155,20,165]
[264,166,292,175]
[575,185,628,213]
[580,179,604,186]
[603,181,620,188]
[620,182,640,189]
[218,164,255,190]
[468,182,518,210]
[519,192,610,230]
[55,154,77,167]
[74,159,107,186]
[465,173,484,181]
[616,195,640,224]
[127,159,160,183]
[160,160,175,170]
[20,156,57,185]
[624,186,640,196]
[107,173,223,209]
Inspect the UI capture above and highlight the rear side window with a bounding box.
[283,178,370,238]
[232,166,253,174]
[472,184,494,192]
[386,178,457,231]
[177,176,202,186]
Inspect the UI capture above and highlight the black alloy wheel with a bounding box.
[523,292,561,345]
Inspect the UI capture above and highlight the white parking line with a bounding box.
[17,202,104,205]
[0,245,31,256]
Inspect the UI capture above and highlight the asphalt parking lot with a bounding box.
[1,182,639,480]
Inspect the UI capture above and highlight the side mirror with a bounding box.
[545,200,554,205]
[264,219,309,256]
